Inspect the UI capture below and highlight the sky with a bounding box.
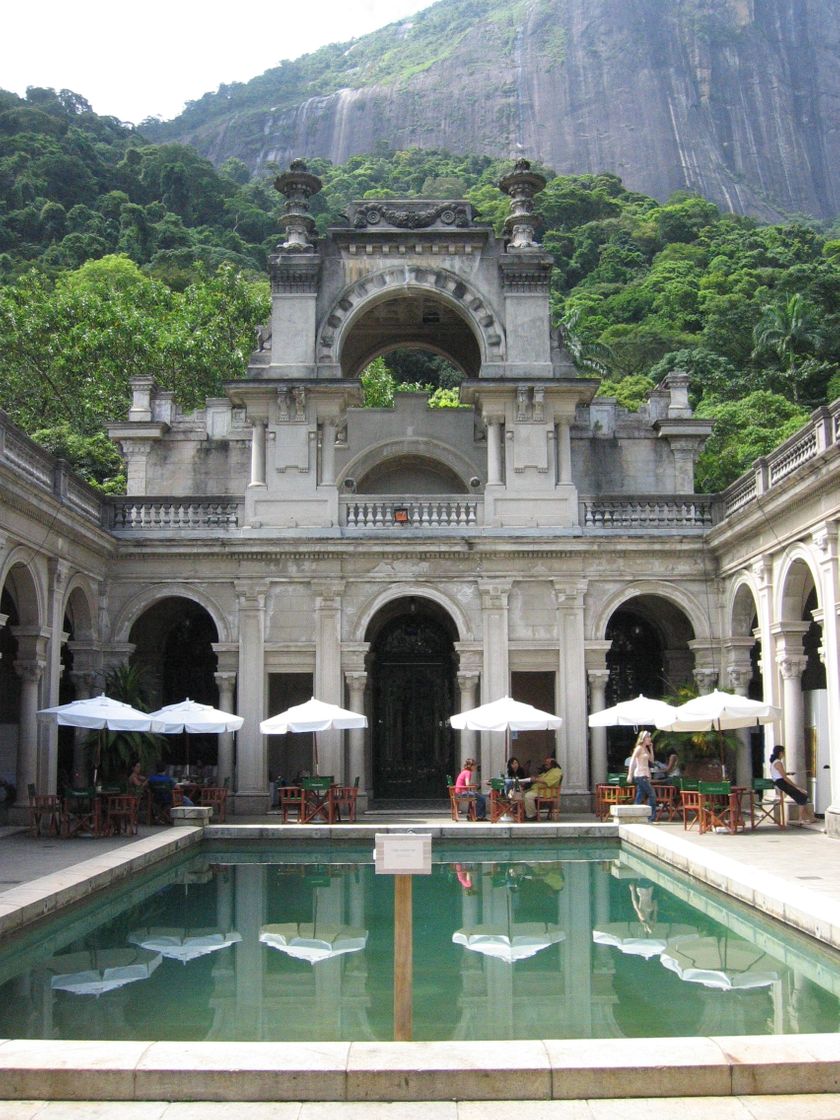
[3,0,433,125]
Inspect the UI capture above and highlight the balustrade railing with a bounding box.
[341,495,481,528]
[581,496,714,529]
[107,498,242,531]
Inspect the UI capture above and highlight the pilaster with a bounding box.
[233,580,268,812]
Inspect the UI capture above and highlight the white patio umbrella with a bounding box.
[129,926,242,964]
[259,923,368,964]
[148,698,244,773]
[659,934,779,991]
[588,694,678,728]
[260,697,367,776]
[449,696,562,759]
[453,922,565,964]
[655,689,781,773]
[38,694,165,784]
[592,922,697,960]
[46,948,162,996]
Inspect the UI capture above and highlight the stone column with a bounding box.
[812,523,840,834]
[456,671,480,769]
[485,416,504,486]
[43,559,69,795]
[587,668,611,789]
[725,662,754,788]
[214,671,237,791]
[554,582,589,800]
[345,671,367,794]
[313,581,344,780]
[13,655,45,802]
[776,641,809,808]
[68,668,97,785]
[249,420,267,488]
[478,581,511,779]
[233,581,268,813]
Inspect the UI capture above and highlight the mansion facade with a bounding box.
[1,161,838,831]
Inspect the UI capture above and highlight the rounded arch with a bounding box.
[63,576,97,642]
[0,550,45,629]
[355,585,473,644]
[589,581,710,644]
[317,266,505,376]
[340,437,478,495]
[111,583,232,645]
[726,574,761,638]
[776,546,821,622]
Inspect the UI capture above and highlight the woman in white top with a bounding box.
[627,730,657,823]
[769,746,815,823]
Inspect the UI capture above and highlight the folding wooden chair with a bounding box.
[652,782,678,822]
[534,785,562,820]
[105,794,139,836]
[329,784,358,822]
[679,780,704,831]
[750,777,786,829]
[595,774,635,820]
[698,780,745,834]
[488,778,524,823]
[28,787,62,837]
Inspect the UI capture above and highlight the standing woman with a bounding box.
[769,746,815,823]
[628,730,657,823]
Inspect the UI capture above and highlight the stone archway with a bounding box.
[365,596,459,801]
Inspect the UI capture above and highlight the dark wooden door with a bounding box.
[372,617,456,800]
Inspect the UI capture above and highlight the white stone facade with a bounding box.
[1,163,838,832]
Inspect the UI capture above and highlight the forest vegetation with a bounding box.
[1,87,839,494]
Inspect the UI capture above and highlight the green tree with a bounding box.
[694,392,809,492]
[752,292,824,375]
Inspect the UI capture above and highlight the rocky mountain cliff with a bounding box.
[149,0,840,220]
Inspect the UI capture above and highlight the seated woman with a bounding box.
[505,755,530,794]
[127,761,147,795]
[769,746,815,823]
[454,759,486,821]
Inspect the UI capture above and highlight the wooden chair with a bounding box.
[652,782,678,822]
[279,785,305,823]
[28,786,62,838]
[534,785,562,821]
[595,774,635,820]
[199,786,228,823]
[678,780,703,831]
[105,794,139,836]
[751,777,786,829]
[488,779,524,823]
[448,780,477,821]
[699,780,745,834]
[329,785,358,823]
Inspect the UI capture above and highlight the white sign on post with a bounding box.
[374,832,432,875]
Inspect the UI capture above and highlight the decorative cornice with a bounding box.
[347,200,472,230]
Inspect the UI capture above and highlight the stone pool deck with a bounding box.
[0,812,839,1116]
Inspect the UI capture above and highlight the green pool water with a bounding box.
[1,841,839,1041]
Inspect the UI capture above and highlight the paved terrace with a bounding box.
[1,811,839,1118]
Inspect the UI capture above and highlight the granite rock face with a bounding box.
[172,0,840,220]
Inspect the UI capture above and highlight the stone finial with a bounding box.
[498,158,547,250]
[274,159,323,252]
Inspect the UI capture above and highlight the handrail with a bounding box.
[106,497,242,530]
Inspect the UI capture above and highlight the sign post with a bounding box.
[374,832,432,1041]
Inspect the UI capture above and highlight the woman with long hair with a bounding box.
[769,746,815,823]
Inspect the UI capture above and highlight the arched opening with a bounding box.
[129,597,220,770]
[341,293,480,380]
[603,595,696,769]
[366,597,458,801]
[357,454,467,495]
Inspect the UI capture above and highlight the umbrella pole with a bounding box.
[314,731,320,777]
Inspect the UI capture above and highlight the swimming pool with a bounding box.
[2,837,839,1044]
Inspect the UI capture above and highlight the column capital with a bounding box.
[587,668,611,688]
[14,658,46,683]
[726,665,752,693]
[214,670,238,686]
[234,580,269,610]
[812,520,840,560]
[692,668,719,694]
[776,653,808,680]
[457,670,480,690]
[552,580,588,608]
[344,670,368,688]
[479,580,512,609]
